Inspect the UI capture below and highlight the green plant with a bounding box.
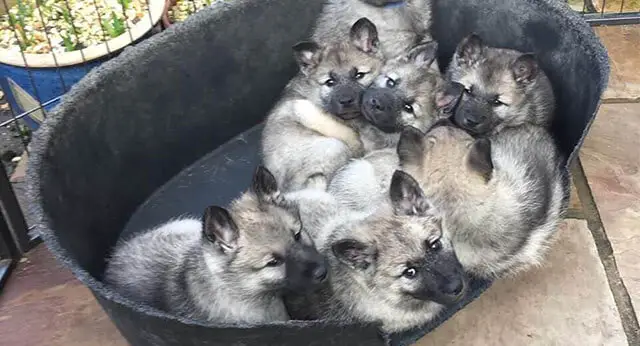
[101,12,126,38]
[61,34,75,51]
[16,0,32,19]
[7,12,30,50]
[61,6,73,27]
[118,0,131,9]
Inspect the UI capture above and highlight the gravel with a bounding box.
[168,0,215,23]
[0,0,150,54]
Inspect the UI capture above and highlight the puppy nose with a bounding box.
[339,96,355,106]
[462,116,480,127]
[305,261,328,283]
[368,97,383,111]
[313,265,328,283]
[442,276,464,296]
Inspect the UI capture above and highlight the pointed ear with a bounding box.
[467,138,493,181]
[455,34,485,66]
[349,17,379,53]
[202,206,239,253]
[397,126,425,167]
[252,165,279,202]
[332,239,376,270]
[406,41,438,69]
[435,81,464,114]
[293,41,322,75]
[389,170,431,216]
[512,53,539,84]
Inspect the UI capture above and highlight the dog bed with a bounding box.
[27,0,608,345]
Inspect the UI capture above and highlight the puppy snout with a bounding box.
[362,91,392,118]
[311,263,328,283]
[462,116,480,128]
[368,97,383,111]
[303,259,328,284]
[339,96,355,106]
[441,276,465,297]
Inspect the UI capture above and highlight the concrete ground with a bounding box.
[1,25,639,346]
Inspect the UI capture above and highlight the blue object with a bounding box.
[0,59,106,130]
[0,28,158,130]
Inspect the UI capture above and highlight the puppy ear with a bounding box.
[293,41,322,75]
[202,206,239,254]
[252,165,280,202]
[455,34,485,66]
[350,17,379,53]
[467,138,493,182]
[512,53,539,84]
[389,170,431,216]
[397,126,425,167]
[435,81,464,114]
[332,239,376,270]
[406,41,438,69]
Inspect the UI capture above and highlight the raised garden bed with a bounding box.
[0,0,164,66]
[0,0,163,130]
[161,0,217,27]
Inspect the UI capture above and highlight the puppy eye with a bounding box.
[464,85,473,94]
[266,255,284,267]
[354,72,366,80]
[402,267,417,279]
[324,78,336,87]
[293,230,301,241]
[386,78,396,88]
[403,103,414,114]
[429,239,442,251]
[491,98,504,107]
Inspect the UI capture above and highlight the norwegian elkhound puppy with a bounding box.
[282,170,467,333]
[312,0,434,62]
[262,18,385,191]
[397,120,567,278]
[327,147,399,213]
[104,166,328,323]
[361,41,464,141]
[445,34,555,136]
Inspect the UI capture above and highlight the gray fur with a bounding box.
[104,168,327,324]
[328,148,399,213]
[446,34,555,136]
[398,123,567,279]
[361,41,463,137]
[312,0,434,61]
[261,18,386,192]
[282,171,466,333]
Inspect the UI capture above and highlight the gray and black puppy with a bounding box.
[445,34,555,136]
[262,18,385,192]
[361,41,464,145]
[283,170,467,333]
[397,120,567,279]
[312,0,434,62]
[104,166,327,324]
[328,147,399,213]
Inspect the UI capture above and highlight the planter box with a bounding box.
[0,0,164,129]
[27,0,609,345]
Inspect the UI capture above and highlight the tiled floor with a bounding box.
[596,26,640,102]
[1,24,639,346]
[581,103,640,316]
[0,246,127,346]
[417,220,627,346]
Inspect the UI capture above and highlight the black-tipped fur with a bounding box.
[202,206,239,253]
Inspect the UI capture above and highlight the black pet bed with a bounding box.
[27,0,609,345]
